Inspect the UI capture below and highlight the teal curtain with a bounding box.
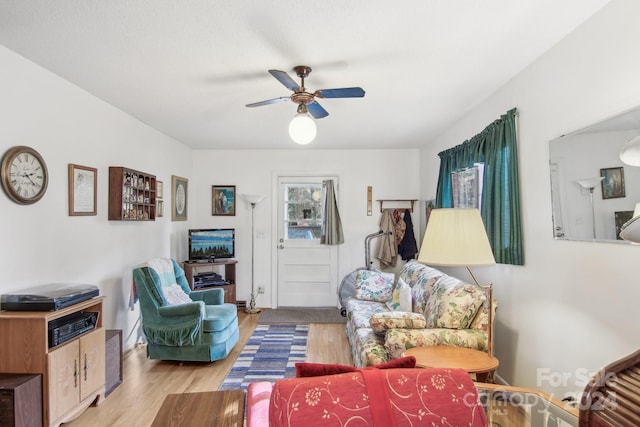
[435,108,523,265]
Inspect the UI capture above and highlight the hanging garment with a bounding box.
[398,209,418,261]
[376,209,397,268]
[393,209,406,246]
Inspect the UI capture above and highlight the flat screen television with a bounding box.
[188,228,235,261]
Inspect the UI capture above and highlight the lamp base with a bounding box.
[245,293,261,314]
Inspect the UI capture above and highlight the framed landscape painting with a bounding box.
[600,167,625,199]
[212,185,236,216]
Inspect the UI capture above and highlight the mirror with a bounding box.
[550,106,640,243]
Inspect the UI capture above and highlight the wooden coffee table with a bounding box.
[151,390,245,427]
[404,346,499,382]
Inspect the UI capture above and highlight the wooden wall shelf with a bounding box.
[108,167,156,221]
[377,199,417,213]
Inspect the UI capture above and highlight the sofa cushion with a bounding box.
[354,269,395,302]
[411,276,440,314]
[385,328,489,360]
[346,299,388,329]
[295,356,416,377]
[424,282,485,329]
[268,368,487,427]
[385,277,412,311]
[202,303,238,332]
[369,311,427,335]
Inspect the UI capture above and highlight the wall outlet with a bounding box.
[258,287,265,294]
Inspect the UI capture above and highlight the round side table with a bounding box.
[404,346,499,382]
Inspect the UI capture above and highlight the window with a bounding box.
[451,163,484,209]
[283,183,323,240]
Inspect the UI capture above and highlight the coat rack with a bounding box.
[377,199,417,213]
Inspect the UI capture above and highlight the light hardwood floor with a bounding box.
[67,310,352,427]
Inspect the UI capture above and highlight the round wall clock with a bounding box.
[1,145,49,204]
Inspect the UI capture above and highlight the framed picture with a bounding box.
[600,167,625,199]
[68,163,97,216]
[157,181,163,199]
[157,200,164,218]
[171,175,188,221]
[212,185,236,216]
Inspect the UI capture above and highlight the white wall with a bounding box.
[190,149,421,306]
[0,46,192,349]
[420,0,640,398]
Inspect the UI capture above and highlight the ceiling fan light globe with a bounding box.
[289,114,316,145]
[620,135,640,166]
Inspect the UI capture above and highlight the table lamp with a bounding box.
[417,208,496,356]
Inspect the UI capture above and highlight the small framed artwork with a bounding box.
[212,185,236,216]
[68,163,97,216]
[171,175,188,221]
[157,200,164,218]
[600,167,625,199]
[157,181,163,199]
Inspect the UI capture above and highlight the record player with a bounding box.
[1,283,100,311]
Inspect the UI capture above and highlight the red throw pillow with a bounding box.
[295,356,416,377]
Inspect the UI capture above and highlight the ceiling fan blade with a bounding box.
[268,70,300,91]
[307,101,329,119]
[246,97,290,108]
[315,87,365,98]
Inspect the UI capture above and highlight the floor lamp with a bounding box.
[417,208,496,356]
[243,195,264,314]
[577,177,604,240]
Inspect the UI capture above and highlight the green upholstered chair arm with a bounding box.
[189,287,224,305]
[158,301,205,317]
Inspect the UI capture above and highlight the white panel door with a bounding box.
[276,176,339,307]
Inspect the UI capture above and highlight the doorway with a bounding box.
[275,175,339,307]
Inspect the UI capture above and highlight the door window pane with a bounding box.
[284,183,322,239]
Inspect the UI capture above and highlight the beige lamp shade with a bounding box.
[418,208,496,266]
[620,204,640,243]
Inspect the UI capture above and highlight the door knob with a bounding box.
[278,244,284,249]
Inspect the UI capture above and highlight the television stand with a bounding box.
[182,259,237,304]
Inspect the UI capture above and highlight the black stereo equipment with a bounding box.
[48,311,99,348]
[1,284,99,311]
[193,272,228,288]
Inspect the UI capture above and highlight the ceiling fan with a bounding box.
[245,65,366,119]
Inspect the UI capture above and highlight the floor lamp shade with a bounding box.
[418,208,495,267]
[418,208,496,357]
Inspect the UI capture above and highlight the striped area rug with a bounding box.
[219,324,308,390]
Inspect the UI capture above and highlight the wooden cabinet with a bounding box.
[108,167,156,221]
[183,260,237,304]
[0,298,105,427]
[0,374,42,427]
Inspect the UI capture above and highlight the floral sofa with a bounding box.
[345,259,494,367]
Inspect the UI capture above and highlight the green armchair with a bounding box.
[133,258,239,362]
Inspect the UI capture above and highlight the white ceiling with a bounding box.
[0,0,611,150]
